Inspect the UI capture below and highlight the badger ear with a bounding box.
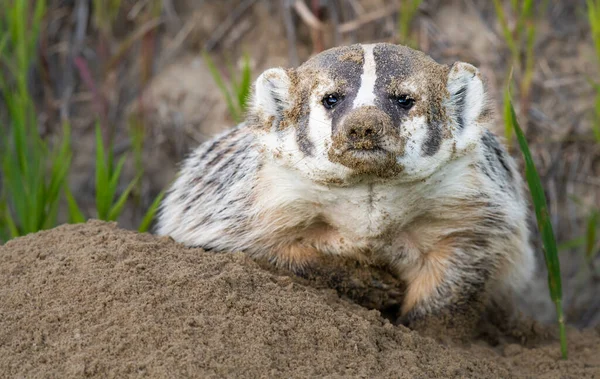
[252,68,292,120]
[446,62,488,130]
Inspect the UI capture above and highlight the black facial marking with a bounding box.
[273,101,286,131]
[299,45,364,135]
[373,44,414,132]
[296,101,314,156]
[421,120,443,156]
[372,44,449,158]
[452,85,467,130]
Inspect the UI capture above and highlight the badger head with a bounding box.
[250,43,490,185]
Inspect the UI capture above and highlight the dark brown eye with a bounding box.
[322,94,340,109]
[395,95,415,109]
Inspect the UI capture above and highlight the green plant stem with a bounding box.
[556,300,568,359]
[588,0,600,142]
[509,94,567,359]
[203,51,239,122]
[203,51,253,123]
[138,189,166,233]
[397,0,422,46]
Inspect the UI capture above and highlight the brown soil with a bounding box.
[1,221,599,378]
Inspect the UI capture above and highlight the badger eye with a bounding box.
[395,95,415,110]
[322,94,340,109]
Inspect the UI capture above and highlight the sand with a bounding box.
[1,221,599,378]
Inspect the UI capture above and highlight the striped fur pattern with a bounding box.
[157,43,535,322]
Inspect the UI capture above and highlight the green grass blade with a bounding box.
[203,50,239,122]
[521,23,536,101]
[11,97,30,177]
[594,87,600,142]
[43,194,61,231]
[225,58,239,91]
[3,207,19,239]
[0,209,7,243]
[557,236,586,252]
[65,187,86,224]
[32,1,46,27]
[12,0,27,89]
[108,155,127,202]
[2,155,26,236]
[30,152,45,232]
[0,197,6,242]
[517,0,535,43]
[509,96,567,359]
[522,0,535,18]
[593,121,600,143]
[127,114,145,182]
[588,0,600,64]
[0,34,8,58]
[31,0,46,60]
[493,0,519,65]
[503,84,514,146]
[586,211,599,263]
[107,135,115,178]
[397,0,422,45]
[46,125,73,220]
[138,189,166,233]
[568,194,586,208]
[236,54,252,116]
[0,0,56,239]
[107,175,140,221]
[95,123,109,219]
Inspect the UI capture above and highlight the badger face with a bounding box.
[251,43,489,185]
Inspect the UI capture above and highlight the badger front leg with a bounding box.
[396,237,495,338]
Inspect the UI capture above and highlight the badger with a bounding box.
[156,43,535,324]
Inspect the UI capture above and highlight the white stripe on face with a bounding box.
[352,44,377,108]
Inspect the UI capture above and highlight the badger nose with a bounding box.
[348,123,381,141]
[341,107,390,148]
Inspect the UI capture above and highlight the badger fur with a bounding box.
[156,43,534,322]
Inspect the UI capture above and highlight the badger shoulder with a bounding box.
[155,124,262,249]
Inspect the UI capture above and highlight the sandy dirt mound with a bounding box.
[1,221,599,378]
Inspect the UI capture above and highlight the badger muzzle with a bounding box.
[328,106,404,177]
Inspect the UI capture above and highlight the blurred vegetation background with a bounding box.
[0,0,599,330]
